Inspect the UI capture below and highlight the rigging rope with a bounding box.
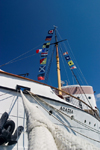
[27,90,100,134]
[56,29,88,85]
[0,43,42,68]
[71,70,94,109]
[67,40,88,85]
[45,46,55,84]
[0,95,13,102]
[0,91,13,97]
[26,90,100,143]
[17,90,19,150]
[3,53,37,65]
[56,29,95,112]
[21,90,99,150]
[59,47,70,84]
[8,94,18,116]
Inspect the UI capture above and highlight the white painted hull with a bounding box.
[0,88,100,149]
[0,71,100,149]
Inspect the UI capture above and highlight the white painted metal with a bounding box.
[0,71,100,149]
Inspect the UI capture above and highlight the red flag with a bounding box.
[38,73,45,80]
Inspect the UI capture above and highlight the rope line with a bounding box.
[26,90,100,143]
[45,46,55,84]
[59,47,70,84]
[0,91,13,97]
[67,40,88,85]
[71,70,94,111]
[56,30,91,109]
[3,53,37,65]
[27,90,100,135]
[56,29,88,85]
[0,95,14,102]
[0,43,42,68]
[17,91,19,150]
[8,95,18,116]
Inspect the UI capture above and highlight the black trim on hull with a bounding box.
[0,86,30,94]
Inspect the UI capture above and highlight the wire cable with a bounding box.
[2,53,37,65]
[0,43,42,68]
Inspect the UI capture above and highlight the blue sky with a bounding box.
[0,0,100,109]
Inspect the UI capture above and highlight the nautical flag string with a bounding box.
[36,29,54,80]
[63,52,77,69]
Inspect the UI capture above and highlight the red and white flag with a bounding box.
[63,52,68,55]
[70,66,77,69]
[36,49,42,53]
[48,29,54,34]
[41,52,48,57]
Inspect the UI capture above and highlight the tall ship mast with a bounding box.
[55,26,62,96]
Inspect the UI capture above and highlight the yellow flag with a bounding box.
[42,45,46,48]
[46,42,50,45]
[68,60,74,66]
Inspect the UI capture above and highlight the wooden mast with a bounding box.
[54,26,62,95]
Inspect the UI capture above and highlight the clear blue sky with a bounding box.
[0,0,100,109]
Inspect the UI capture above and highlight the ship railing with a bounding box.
[53,87,100,121]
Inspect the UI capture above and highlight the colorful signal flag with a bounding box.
[45,36,52,41]
[40,58,47,64]
[65,55,70,61]
[41,52,48,57]
[39,65,46,72]
[68,60,74,66]
[70,65,77,69]
[48,29,54,34]
[37,73,45,80]
[63,52,68,55]
[42,43,50,48]
[36,48,46,53]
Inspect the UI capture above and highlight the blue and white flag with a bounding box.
[39,65,46,73]
[65,55,70,61]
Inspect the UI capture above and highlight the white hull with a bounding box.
[0,71,100,149]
